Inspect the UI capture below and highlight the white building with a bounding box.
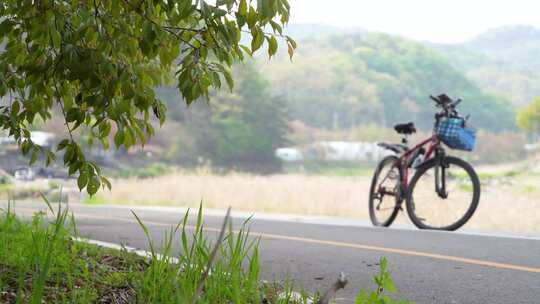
[275,147,304,162]
[0,131,55,148]
[275,141,394,162]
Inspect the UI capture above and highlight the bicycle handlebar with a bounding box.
[452,99,462,108]
[430,94,461,115]
[430,94,466,130]
[430,95,441,104]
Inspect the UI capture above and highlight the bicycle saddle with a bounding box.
[394,122,416,135]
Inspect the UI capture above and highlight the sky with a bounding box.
[289,0,540,43]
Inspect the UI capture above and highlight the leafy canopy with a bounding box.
[0,0,295,194]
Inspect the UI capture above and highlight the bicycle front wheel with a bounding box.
[406,156,480,231]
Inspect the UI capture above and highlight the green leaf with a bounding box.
[87,175,100,196]
[247,6,258,28]
[380,257,388,272]
[51,29,61,49]
[0,20,14,35]
[11,101,20,116]
[239,44,252,56]
[222,68,234,91]
[68,161,80,175]
[101,176,112,191]
[46,151,55,166]
[29,150,38,165]
[123,128,134,148]
[355,289,369,304]
[77,171,88,190]
[114,130,124,148]
[85,28,98,45]
[287,42,294,60]
[57,139,70,151]
[286,35,297,48]
[238,0,248,16]
[213,8,228,18]
[251,29,264,52]
[382,275,396,293]
[267,35,278,58]
[269,20,283,34]
[21,141,31,155]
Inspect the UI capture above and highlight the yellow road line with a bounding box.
[13,207,540,274]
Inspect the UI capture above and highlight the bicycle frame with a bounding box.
[395,134,440,190]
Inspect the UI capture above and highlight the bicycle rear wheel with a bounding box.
[369,155,402,227]
[406,156,480,231]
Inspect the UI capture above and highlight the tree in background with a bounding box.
[0,0,295,194]
[517,97,540,138]
[192,63,288,172]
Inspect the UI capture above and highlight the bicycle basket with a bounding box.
[436,118,476,151]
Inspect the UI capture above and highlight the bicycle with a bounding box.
[369,94,481,231]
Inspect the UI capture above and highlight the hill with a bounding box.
[464,25,540,71]
[260,32,515,131]
[431,25,540,106]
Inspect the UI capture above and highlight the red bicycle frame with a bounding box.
[395,134,440,189]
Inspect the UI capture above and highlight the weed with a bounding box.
[355,257,411,304]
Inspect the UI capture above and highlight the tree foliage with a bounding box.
[0,0,295,194]
[160,63,288,172]
[516,97,540,133]
[200,64,288,171]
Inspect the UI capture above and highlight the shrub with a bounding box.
[468,130,527,164]
[118,163,172,178]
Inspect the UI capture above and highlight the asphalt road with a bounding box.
[5,202,540,304]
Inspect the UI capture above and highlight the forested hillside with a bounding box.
[432,25,540,106]
[261,32,515,131]
[465,25,540,71]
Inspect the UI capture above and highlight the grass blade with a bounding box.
[191,207,231,304]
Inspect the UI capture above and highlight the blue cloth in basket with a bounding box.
[436,118,476,151]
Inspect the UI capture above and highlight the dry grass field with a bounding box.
[88,163,540,236]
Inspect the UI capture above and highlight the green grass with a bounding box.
[477,170,521,180]
[0,183,13,194]
[0,199,411,303]
[458,183,474,193]
[116,163,172,178]
[0,203,272,303]
[520,185,539,194]
[82,194,106,205]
